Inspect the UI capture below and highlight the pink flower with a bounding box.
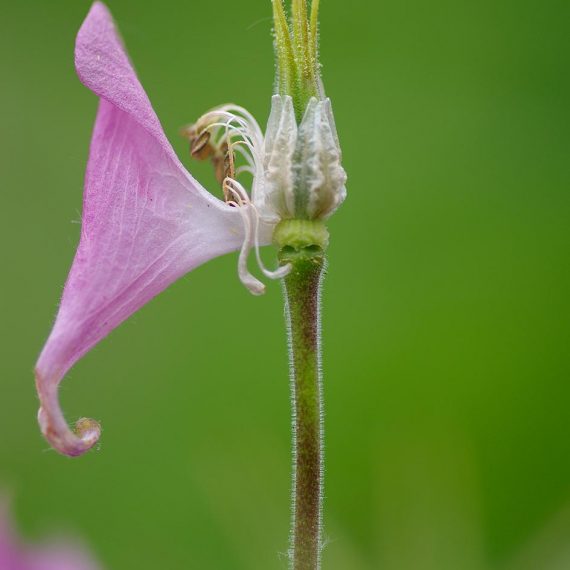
[35,1,345,458]
[34,1,269,457]
[0,501,100,570]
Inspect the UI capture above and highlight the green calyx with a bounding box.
[274,219,329,261]
[272,0,322,121]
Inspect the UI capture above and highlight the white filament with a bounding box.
[195,104,293,295]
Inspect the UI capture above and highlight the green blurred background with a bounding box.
[1,0,569,568]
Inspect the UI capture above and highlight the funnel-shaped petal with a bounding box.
[35,2,245,456]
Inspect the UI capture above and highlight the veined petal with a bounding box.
[35,2,245,456]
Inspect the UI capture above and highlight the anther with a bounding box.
[190,130,214,160]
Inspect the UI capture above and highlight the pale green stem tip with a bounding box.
[273,219,329,252]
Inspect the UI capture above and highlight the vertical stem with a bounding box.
[280,246,325,570]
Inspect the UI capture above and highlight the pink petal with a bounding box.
[0,503,20,569]
[36,2,245,456]
[25,545,101,570]
[0,501,100,570]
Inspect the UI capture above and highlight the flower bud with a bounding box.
[262,95,346,221]
[272,0,321,117]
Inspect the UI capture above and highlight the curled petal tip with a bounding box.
[36,369,101,457]
[75,417,102,446]
[37,407,101,458]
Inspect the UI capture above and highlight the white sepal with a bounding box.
[262,95,298,219]
[294,97,347,219]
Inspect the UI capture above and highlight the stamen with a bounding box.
[189,104,290,295]
[224,180,266,295]
[236,165,255,177]
[218,104,264,141]
[204,121,260,158]
[230,140,258,165]
[254,213,292,280]
[227,179,291,282]
[224,177,249,204]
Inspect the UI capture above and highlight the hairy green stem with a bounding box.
[278,225,326,570]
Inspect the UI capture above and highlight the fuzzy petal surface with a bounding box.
[36,2,244,456]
